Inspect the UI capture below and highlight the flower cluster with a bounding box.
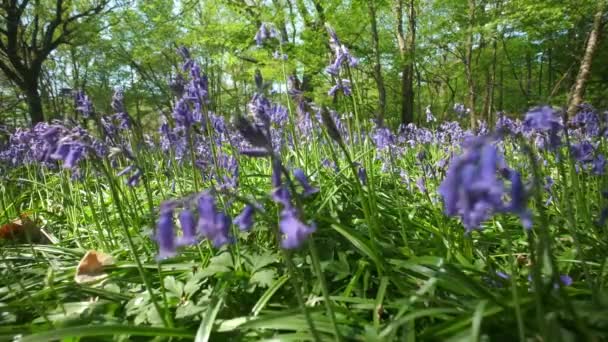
[438,136,531,231]
[155,193,234,259]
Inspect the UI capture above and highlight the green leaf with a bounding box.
[250,269,277,289]
[194,295,224,342]
[20,325,193,341]
[163,276,184,297]
[252,274,290,316]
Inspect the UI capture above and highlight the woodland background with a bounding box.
[1,0,606,129]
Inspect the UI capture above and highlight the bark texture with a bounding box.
[567,1,606,118]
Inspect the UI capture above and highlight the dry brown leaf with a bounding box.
[74,250,114,284]
[0,213,55,244]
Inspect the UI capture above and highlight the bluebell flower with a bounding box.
[559,275,573,287]
[592,154,606,175]
[197,194,232,247]
[279,207,315,249]
[438,138,505,231]
[178,209,197,246]
[156,207,176,259]
[453,103,468,116]
[234,205,255,231]
[74,91,94,118]
[254,23,280,46]
[328,80,351,97]
[425,106,436,123]
[126,169,142,187]
[293,169,319,197]
[571,104,600,136]
[505,170,532,229]
[416,177,426,193]
[372,126,395,150]
[570,141,595,163]
[524,106,563,149]
[235,115,271,150]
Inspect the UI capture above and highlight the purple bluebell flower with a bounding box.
[438,138,505,231]
[524,106,563,131]
[357,165,367,185]
[234,205,255,231]
[117,165,134,176]
[524,106,563,149]
[496,271,510,280]
[495,112,518,135]
[126,169,142,187]
[416,177,426,193]
[328,80,351,97]
[293,169,319,197]
[505,170,532,229]
[559,275,573,287]
[272,50,288,60]
[53,143,86,169]
[178,209,197,246]
[570,141,595,163]
[235,115,271,150]
[156,208,176,259]
[571,104,600,136]
[425,106,436,123]
[197,194,232,247]
[592,154,606,175]
[372,126,395,150]
[453,103,468,116]
[111,89,126,113]
[74,91,94,118]
[173,98,193,128]
[324,25,358,76]
[254,23,279,46]
[279,208,315,249]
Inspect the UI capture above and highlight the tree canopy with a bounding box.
[1,0,606,127]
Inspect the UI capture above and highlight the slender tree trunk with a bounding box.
[395,0,416,125]
[567,1,606,117]
[498,61,504,112]
[526,49,532,104]
[367,0,386,125]
[538,51,544,99]
[464,0,476,128]
[547,48,553,96]
[488,37,498,124]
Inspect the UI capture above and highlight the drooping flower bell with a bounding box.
[438,137,506,231]
[234,205,255,231]
[156,206,177,259]
[279,207,316,249]
[293,169,319,197]
[196,194,232,247]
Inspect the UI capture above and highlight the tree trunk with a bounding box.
[395,0,416,125]
[25,82,44,124]
[464,0,476,129]
[525,49,532,105]
[538,50,543,99]
[367,0,386,125]
[498,61,504,112]
[567,1,606,118]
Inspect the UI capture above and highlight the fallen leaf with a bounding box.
[0,213,55,244]
[74,250,114,284]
